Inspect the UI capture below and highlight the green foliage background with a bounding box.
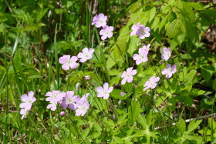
[0,0,216,143]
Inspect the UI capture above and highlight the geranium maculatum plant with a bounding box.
[1,0,216,143]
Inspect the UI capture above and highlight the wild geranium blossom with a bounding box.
[59,55,79,70]
[77,48,94,63]
[99,26,114,40]
[92,13,107,28]
[144,76,160,90]
[133,44,150,65]
[60,111,65,116]
[20,91,36,119]
[121,67,137,85]
[75,94,90,116]
[45,90,65,111]
[96,82,113,99]
[162,64,177,78]
[130,23,150,39]
[161,47,171,61]
[61,91,80,110]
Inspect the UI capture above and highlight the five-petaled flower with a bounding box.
[144,76,160,90]
[75,94,90,116]
[130,23,150,39]
[59,55,79,70]
[161,64,176,78]
[96,82,113,99]
[161,47,171,61]
[100,26,114,40]
[61,91,80,110]
[45,90,65,111]
[121,67,137,85]
[92,13,107,28]
[133,44,150,65]
[77,48,94,63]
[20,91,36,119]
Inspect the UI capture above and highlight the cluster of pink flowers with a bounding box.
[20,91,36,119]
[92,13,114,40]
[19,21,178,119]
[160,48,177,78]
[45,90,90,116]
[20,90,90,119]
[59,48,94,71]
[120,23,177,91]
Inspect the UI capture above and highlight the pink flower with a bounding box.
[120,92,126,96]
[130,23,150,39]
[144,76,160,91]
[61,91,80,110]
[20,91,36,119]
[96,82,113,99]
[75,94,90,116]
[59,55,79,70]
[161,64,176,78]
[77,48,94,63]
[161,47,171,61]
[60,111,65,116]
[92,13,107,28]
[47,103,57,111]
[45,90,65,111]
[99,26,114,40]
[121,67,137,85]
[133,44,150,65]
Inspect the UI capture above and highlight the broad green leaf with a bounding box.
[188,120,202,133]
[127,37,140,56]
[177,118,186,134]
[128,100,142,124]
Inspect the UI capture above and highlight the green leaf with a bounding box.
[187,120,202,132]
[177,118,186,134]
[165,19,183,39]
[201,67,214,81]
[127,37,140,56]
[128,100,142,124]
[185,70,196,83]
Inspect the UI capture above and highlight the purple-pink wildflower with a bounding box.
[60,111,65,116]
[77,48,94,63]
[61,91,80,110]
[121,67,137,85]
[96,82,113,99]
[161,47,171,61]
[144,76,160,91]
[75,94,90,116]
[45,90,65,111]
[130,23,150,39]
[120,92,126,96]
[20,91,36,119]
[92,13,107,28]
[59,55,79,70]
[161,64,177,78]
[133,44,150,65]
[99,26,114,40]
